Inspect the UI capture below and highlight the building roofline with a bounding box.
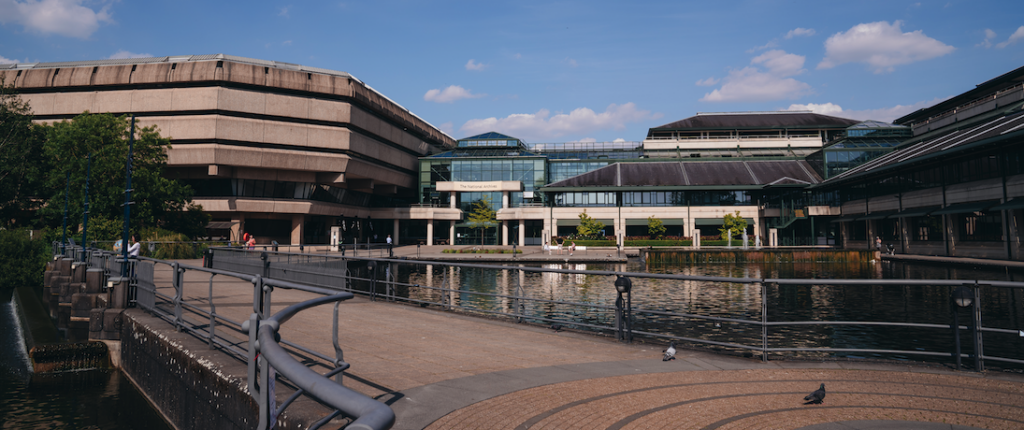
[1,53,455,142]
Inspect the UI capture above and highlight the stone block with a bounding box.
[263,120,308,147]
[72,293,95,318]
[22,93,55,115]
[109,277,129,309]
[89,308,105,336]
[59,283,78,303]
[44,270,56,286]
[266,68,308,92]
[16,69,54,88]
[71,263,87,283]
[309,99,351,123]
[68,66,94,86]
[215,116,264,143]
[86,268,105,294]
[59,258,73,275]
[265,93,309,119]
[92,65,133,86]
[102,310,122,340]
[130,63,172,84]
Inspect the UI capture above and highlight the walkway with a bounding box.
[148,259,1024,430]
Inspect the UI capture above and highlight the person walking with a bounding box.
[248,234,256,250]
[386,234,393,257]
[570,241,576,256]
[875,236,881,251]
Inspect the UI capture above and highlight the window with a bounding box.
[912,216,943,241]
[959,211,1002,241]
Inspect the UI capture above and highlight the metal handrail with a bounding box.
[208,247,1024,371]
[56,247,393,430]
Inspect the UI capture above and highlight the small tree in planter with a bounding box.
[718,211,748,247]
[576,210,605,240]
[466,196,497,246]
[647,216,666,240]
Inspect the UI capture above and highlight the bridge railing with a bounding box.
[208,247,1024,372]
[53,244,393,430]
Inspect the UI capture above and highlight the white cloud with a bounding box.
[0,55,15,64]
[613,138,626,143]
[817,21,955,73]
[514,53,522,59]
[700,50,810,103]
[996,26,1024,49]
[785,28,816,39]
[459,102,654,141]
[278,6,290,17]
[423,85,486,103]
[565,58,578,67]
[0,0,113,39]
[695,77,719,86]
[751,49,805,76]
[107,50,151,60]
[465,59,486,71]
[785,97,948,123]
[746,41,778,53]
[977,29,997,48]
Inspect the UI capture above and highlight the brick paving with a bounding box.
[151,257,1024,430]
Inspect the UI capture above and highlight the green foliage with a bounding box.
[718,211,748,241]
[37,112,204,237]
[625,239,693,246]
[0,229,49,289]
[465,196,497,246]
[575,211,605,239]
[647,216,666,239]
[0,78,46,228]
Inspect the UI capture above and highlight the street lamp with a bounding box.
[614,275,633,343]
[950,285,983,371]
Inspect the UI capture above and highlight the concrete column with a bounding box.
[502,192,509,209]
[502,221,508,246]
[694,229,701,248]
[769,228,778,247]
[290,214,304,246]
[449,223,456,246]
[518,219,525,246]
[231,215,245,243]
[427,221,434,246]
[450,193,457,209]
[393,219,400,245]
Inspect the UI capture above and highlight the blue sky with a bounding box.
[1,0,1023,143]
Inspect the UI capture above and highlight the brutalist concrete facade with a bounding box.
[1,54,455,245]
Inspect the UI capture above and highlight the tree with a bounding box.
[647,216,666,239]
[37,112,206,239]
[719,211,748,242]
[466,196,496,245]
[576,210,605,239]
[0,78,45,228]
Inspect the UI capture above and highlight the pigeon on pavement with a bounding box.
[662,341,677,361]
[804,383,826,404]
[550,324,563,332]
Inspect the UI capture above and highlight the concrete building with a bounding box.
[1,54,455,245]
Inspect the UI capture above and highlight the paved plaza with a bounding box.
[148,255,1024,429]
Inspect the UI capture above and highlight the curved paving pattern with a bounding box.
[425,369,1024,430]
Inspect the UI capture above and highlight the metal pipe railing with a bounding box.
[208,247,1024,371]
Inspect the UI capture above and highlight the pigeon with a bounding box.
[662,341,676,361]
[550,324,563,332]
[804,383,826,404]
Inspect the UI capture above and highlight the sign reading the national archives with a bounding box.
[436,181,523,192]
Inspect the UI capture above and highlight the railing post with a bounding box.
[972,283,984,372]
[172,262,183,331]
[208,273,216,350]
[762,281,769,362]
[332,301,344,385]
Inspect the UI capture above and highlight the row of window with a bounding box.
[551,191,754,207]
[852,211,1005,242]
[839,150,1023,201]
[181,179,410,207]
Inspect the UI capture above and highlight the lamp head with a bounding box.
[952,286,973,308]
[614,276,632,294]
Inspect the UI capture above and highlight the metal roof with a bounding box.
[650,111,859,130]
[459,132,522,141]
[822,109,1024,185]
[543,160,821,189]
